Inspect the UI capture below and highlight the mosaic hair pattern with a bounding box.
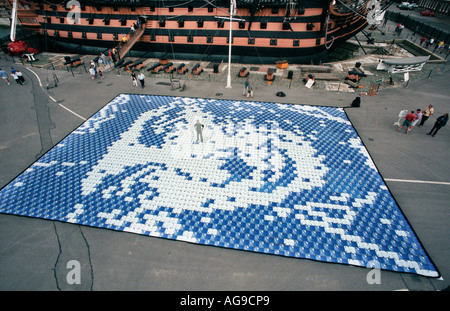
[0,94,438,277]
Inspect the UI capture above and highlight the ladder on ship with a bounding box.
[116,22,146,60]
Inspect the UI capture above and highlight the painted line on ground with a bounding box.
[26,67,42,87]
[57,103,87,121]
[385,178,450,186]
[27,68,87,121]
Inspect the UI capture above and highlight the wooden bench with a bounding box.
[298,65,333,73]
[310,73,341,81]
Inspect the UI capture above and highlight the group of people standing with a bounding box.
[89,59,103,80]
[0,67,25,85]
[398,105,448,137]
[420,37,448,54]
[87,50,147,88]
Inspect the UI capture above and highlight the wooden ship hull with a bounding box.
[11,0,371,64]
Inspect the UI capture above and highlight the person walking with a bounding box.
[110,49,117,64]
[89,66,96,79]
[0,68,10,85]
[427,113,448,137]
[131,71,138,86]
[419,105,434,127]
[15,70,25,84]
[138,72,145,88]
[247,81,254,98]
[243,78,249,96]
[11,71,20,84]
[407,109,422,133]
[437,41,445,54]
[420,36,426,46]
[397,110,416,133]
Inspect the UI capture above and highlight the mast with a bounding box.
[226,0,236,89]
[10,0,18,42]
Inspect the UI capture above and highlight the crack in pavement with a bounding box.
[23,69,56,159]
[52,222,62,291]
[51,223,95,291]
[79,226,94,291]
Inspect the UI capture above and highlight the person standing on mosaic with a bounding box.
[194,120,204,143]
[419,105,434,127]
[427,113,448,137]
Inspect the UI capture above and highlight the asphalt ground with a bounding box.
[0,32,449,293]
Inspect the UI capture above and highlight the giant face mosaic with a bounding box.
[0,94,439,277]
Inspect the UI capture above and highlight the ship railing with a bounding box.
[330,0,370,17]
[115,20,146,60]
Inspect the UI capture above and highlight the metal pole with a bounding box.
[354,35,367,55]
[226,0,235,89]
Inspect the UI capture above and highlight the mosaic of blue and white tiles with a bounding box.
[0,94,438,277]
